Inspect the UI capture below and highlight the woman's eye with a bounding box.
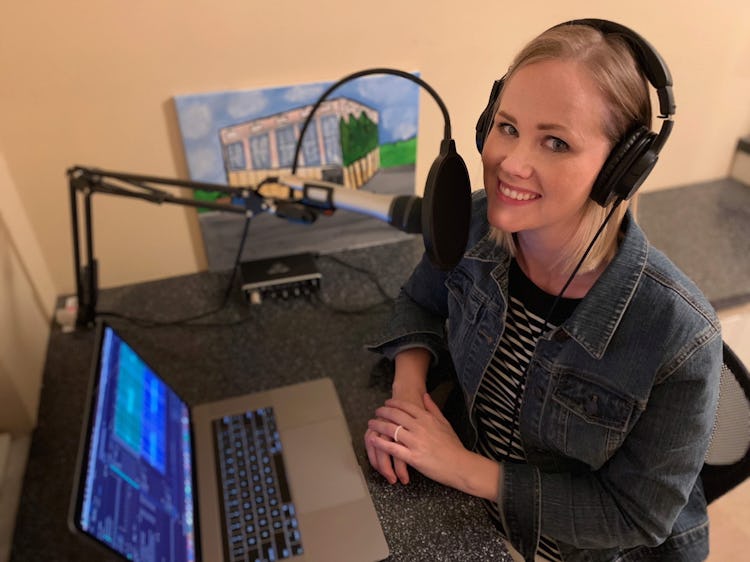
[546,137,569,153]
[498,123,518,136]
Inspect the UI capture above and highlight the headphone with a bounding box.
[474,18,676,207]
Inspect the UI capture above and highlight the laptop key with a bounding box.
[273,531,288,558]
[272,454,292,503]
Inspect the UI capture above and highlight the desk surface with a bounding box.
[18,179,747,561]
[12,237,511,561]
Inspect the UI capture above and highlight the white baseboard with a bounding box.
[0,434,31,562]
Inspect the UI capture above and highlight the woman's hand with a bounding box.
[364,349,429,485]
[364,390,423,485]
[366,393,466,487]
[366,393,501,500]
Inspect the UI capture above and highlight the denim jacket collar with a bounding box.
[464,212,648,360]
[565,213,649,359]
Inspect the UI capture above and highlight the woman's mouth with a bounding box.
[499,182,540,202]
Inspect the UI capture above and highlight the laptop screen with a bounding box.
[73,325,196,562]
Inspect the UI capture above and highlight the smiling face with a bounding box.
[482,58,613,247]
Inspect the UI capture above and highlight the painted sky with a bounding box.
[174,73,421,184]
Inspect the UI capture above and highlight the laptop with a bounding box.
[69,322,389,562]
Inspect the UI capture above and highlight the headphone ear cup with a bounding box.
[590,126,657,206]
[475,78,505,154]
[475,106,493,154]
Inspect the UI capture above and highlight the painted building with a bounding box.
[219,97,380,195]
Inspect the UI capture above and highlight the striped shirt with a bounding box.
[475,260,580,562]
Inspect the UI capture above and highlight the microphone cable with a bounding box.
[96,214,252,328]
[313,253,395,315]
[228,67,454,284]
[95,235,398,327]
[291,67,453,176]
[94,179,283,327]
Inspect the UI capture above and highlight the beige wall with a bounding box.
[0,221,47,432]
[0,152,56,432]
[1,1,749,296]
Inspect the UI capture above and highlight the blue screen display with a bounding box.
[78,326,196,562]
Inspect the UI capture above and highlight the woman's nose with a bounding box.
[499,142,534,179]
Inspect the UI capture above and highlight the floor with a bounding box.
[637,178,750,311]
[707,302,750,561]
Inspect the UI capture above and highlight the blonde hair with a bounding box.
[489,23,652,275]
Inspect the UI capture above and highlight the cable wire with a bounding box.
[96,215,253,327]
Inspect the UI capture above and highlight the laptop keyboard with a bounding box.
[213,407,303,561]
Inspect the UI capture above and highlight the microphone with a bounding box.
[279,138,471,270]
[278,176,423,234]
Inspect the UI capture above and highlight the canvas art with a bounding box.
[174,73,421,270]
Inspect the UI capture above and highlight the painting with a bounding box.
[173,73,421,270]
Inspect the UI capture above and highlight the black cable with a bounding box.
[95,233,398,325]
[312,254,395,315]
[96,309,255,329]
[320,254,394,301]
[94,176,291,327]
[311,292,392,315]
[503,198,624,459]
[96,214,254,328]
[542,198,624,329]
[275,68,448,312]
[291,68,452,175]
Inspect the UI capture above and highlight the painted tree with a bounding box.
[340,112,378,167]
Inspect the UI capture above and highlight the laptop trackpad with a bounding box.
[281,418,367,514]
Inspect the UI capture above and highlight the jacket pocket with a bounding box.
[547,370,640,468]
[445,267,486,348]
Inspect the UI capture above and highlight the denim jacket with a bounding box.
[369,192,722,561]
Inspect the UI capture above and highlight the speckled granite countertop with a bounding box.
[12,237,512,562]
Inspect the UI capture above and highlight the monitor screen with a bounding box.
[74,325,196,562]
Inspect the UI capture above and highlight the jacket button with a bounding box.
[586,394,599,416]
[552,330,570,342]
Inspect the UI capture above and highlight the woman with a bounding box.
[365,20,722,561]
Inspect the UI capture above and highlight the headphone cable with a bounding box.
[542,198,623,329]
[503,197,624,460]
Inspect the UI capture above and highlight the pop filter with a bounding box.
[422,139,471,269]
[291,68,472,270]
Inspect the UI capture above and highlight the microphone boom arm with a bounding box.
[67,166,276,327]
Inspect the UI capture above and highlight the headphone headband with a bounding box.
[554,19,675,118]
